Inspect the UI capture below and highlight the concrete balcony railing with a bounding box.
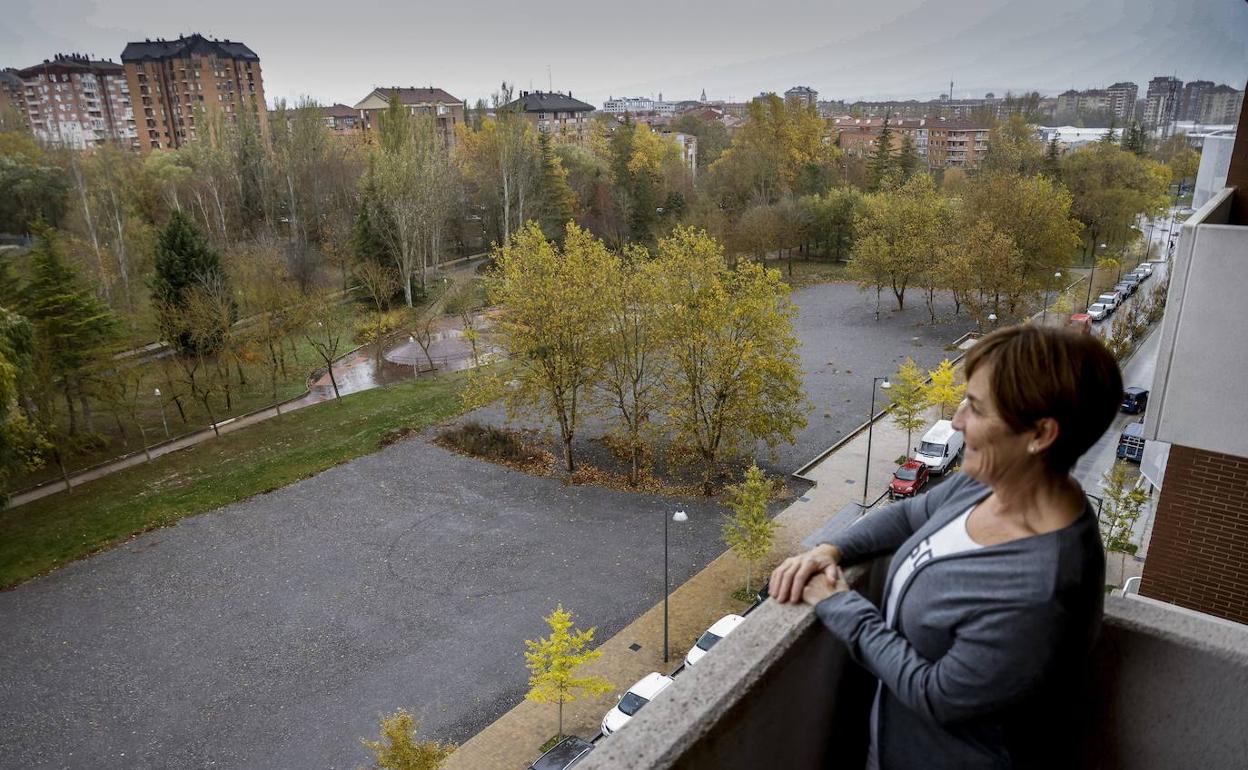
[582,514,1248,769]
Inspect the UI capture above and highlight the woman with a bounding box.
[770,325,1122,769]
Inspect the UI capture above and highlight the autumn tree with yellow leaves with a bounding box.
[524,605,613,743]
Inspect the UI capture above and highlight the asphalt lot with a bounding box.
[0,281,977,770]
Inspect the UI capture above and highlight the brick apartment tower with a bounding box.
[121,34,267,153]
[1138,84,1248,624]
[14,55,137,149]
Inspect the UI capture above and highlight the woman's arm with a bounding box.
[824,474,973,565]
[814,591,1065,727]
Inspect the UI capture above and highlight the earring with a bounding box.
[1028,444,1039,454]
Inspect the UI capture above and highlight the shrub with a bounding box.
[439,421,530,462]
[354,309,408,346]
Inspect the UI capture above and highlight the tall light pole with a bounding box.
[153,388,170,439]
[862,377,891,507]
[1042,271,1062,325]
[1085,243,1108,310]
[664,509,689,662]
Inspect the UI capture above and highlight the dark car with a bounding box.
[1117,421,1145,462]
[888,460,930,499]
[529,736,595,770]
[1121,387,1149,414]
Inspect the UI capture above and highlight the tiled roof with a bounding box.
[505,91,595,113]
[121,34,259,63]
[15,55,124,78]
[323,103,357,118]
[369,87,461,106]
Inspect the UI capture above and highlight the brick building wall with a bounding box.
[1140,443,1248,624]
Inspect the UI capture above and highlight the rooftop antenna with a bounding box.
[949,80,954,101]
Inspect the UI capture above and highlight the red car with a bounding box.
[889,460,930,499]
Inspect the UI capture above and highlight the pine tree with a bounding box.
[722,465,780,595]
[867,116,895,191]
[537,131,575,241]
[1043,134,1062,178]
[353,164,398,266]
[1121,122,1148,156]
[524,605,612,741]
[1101,116,1119,145]
[151,211,229,353]
[896,133,921,182]
[19,223,117,438]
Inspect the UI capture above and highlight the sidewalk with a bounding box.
[442,406,928,769]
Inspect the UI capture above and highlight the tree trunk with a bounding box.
[327,363,342,402]
[64,383,78,436]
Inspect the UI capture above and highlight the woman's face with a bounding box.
[951,363,1037,485]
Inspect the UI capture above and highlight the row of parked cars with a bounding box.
[529,612,752,769]
[1085,262,1155,322]
[888,419,965,499]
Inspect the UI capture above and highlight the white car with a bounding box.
[601,672,673,736]
[685,614,746,667]
[1087,303,1109,321]
[1096,292,1122,311]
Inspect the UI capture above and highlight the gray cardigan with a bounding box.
[815,473,1104,769]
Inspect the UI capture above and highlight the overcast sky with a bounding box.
[5,0,1246,108]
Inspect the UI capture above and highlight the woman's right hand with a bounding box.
[770,543,842,604]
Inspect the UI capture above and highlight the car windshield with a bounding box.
[695,630,722,652]
[919,441,943,455]
[895,467,919,481]
[618,692,650,717]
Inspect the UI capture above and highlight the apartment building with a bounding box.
[1196,84,1244,125]
[603,95,679,116]
[1106,81,1138,121]
[353,87,463,145]
[322,103,362,134]
[1180,80,1215,121]
[1143,75,1183,132]
[784,86,818,108]
[924,119,990,169]
[0,69,25,127]
[502,90,595,139]
[14,54,136,149]
[830,116,924,159]
[121,34,266,152]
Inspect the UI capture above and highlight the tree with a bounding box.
[982,114,1047,177]
[1121,122,1148,157]
[456,110,540,246]
[889,358,928,451]
[851,174,945,311]
[360,709,455,770]
[658,227,806,492]
[1101,461,1148,582]
[19,223,117,439]
[476,222,611,472]
[524,605,612,742]
[0,133,69,233]
[895,133,921,183]
[355,259,401,367]
[0,306,46,504]
[722,464,780,594]
[1060,143,1169,260]
[925,359,965,419]
[536,131,576,240]
[867,117,896,192]
[596,245,667,485]
[151,211,228,353]
[670,113,730,170]
[303,295,350,402]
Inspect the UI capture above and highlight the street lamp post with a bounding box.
[664,509,689,663]
[862,377,891,507]
[408,335,419,380]
[1042,271,1062,325]
[1085,243,1107,310]
[153,388,170,439]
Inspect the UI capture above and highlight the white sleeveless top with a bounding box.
[885,506,984,627]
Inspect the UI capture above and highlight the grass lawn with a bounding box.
[768,257,853,288]
[0,372,469,590]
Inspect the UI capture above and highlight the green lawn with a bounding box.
[0,372,469,589]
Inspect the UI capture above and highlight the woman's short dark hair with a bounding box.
[963,324,1123,474]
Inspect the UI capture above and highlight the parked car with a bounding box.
[1114,281,1135,298]
[1117,421,1145,462]
[529,736,595,770]
[1086,303,1109,321]
[602,673,673,735]
[913,420,965,476]
[889,460,931,498]
[1137,263,1155,276]
[1121,273,1142,289]
[1121,387,1149,414]
[1126,268,1149,282]
[1097,291,1123,311]
[1067,312,1093,333]
[685,614,746,667]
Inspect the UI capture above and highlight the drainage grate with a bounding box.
[628,643,641,652]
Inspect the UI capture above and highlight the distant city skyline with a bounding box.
[4,0,1246,109]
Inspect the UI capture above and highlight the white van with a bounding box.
[913,419,965,476]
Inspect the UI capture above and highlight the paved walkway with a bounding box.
[443,404,932,769]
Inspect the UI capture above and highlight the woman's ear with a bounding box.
[1030,417,1060,454]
